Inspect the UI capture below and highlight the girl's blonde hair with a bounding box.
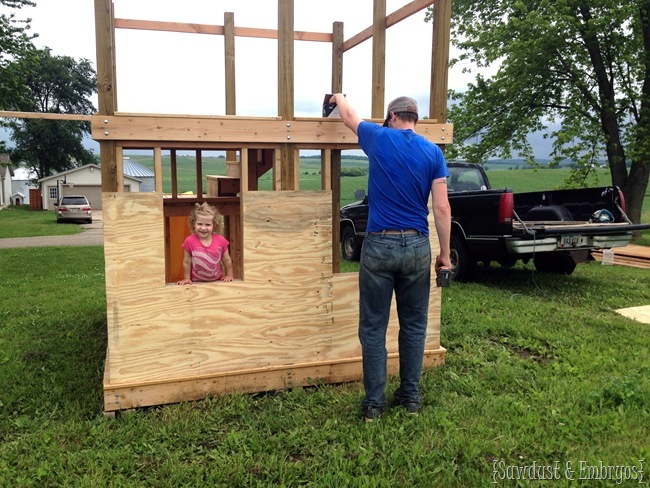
[188,202,223,234]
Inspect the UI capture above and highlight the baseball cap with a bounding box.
[383,96,418,126]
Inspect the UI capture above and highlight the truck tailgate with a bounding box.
[507,221,650,253]
[512,221,650,236]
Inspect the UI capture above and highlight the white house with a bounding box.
[11,166,38,206]
[0,154,13,208]
[38,163,144,210]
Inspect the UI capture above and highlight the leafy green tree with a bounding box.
[0,0,36,110]
[435,0,650,224]
[6,49,97,179]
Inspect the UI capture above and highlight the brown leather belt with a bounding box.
[370,229,419,236]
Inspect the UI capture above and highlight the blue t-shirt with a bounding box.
[357,121,449,235]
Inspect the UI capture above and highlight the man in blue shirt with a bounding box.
[330,94,452,422]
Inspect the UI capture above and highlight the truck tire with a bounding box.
[450,233,476,282]
[341,226,362,261]
[533,253,577,275]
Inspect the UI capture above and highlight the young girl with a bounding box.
[177,202,234,285]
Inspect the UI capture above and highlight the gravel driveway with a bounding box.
[0,211,104,249]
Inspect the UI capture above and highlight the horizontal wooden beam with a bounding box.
[92,114,452,146]
[0,110,92,121]
[114,18,332,42]
[343,0,434,52]
[104,348,446,411]
[114,0,434,51]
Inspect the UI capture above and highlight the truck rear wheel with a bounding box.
[533,253,577,275]
[450,233,476,282]
[341,226,362,261]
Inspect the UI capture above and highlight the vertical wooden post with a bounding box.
[321,150,332,191]
[224,12,239,178]
[240,147,249,195]
[278,0,295,190]
[330,21,344,272]
[196,150,203,197]
[331,149,342,268]
[246,149,260,191]
[371,0,387,119]
[116,146,124,191]
[273,149,281,190]
[154,147,163,192]
[170,150,178,198]
[331,21,344,93]
[94,0,118,193]
[430,0,451,125]
[292,147,300,190]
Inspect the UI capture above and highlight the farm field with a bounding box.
[1,157,647,244]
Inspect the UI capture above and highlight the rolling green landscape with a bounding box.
[122,153,649,239]
[1,157,648,244]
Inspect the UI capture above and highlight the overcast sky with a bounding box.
[16,0,474,118]
[3,0,553,157]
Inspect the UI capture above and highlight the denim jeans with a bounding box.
[358,232,432,408]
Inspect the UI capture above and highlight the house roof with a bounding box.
[38,163,142,184]
[0,164,14,179]
[123,158,155,178]
[38,164,101,182]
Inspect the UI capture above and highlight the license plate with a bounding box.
[559,234,587,248]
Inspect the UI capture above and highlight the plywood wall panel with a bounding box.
[102,190,444,409]
[104,191,349,385]
[103,192,165,286]
[243,191,333,283]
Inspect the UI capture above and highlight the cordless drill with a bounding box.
[436,268,452,288]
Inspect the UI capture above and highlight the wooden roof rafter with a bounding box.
[112,0,435,53]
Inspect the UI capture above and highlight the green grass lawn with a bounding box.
[0,205,82,238]
[0,247,648,486]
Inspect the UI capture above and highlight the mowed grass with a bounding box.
[0,205,83,238]
[0,246,648,486]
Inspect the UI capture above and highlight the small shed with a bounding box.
[11,166,38,206]
[10,192,25,206]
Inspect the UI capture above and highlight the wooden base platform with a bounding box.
[103,348,447,412]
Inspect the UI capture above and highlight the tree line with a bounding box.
[0,0,96,181]
[428,0,650,224]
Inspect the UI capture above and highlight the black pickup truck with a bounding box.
[340,162,650,281]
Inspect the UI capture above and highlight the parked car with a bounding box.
[340,162,650,281]
[55,195,92,224]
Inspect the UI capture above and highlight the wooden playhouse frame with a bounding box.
[92,0,453,413]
